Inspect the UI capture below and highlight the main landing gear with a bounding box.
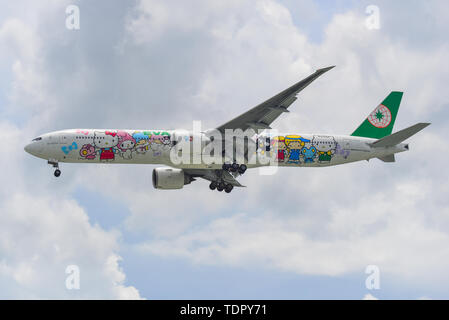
[48,159,61,177]
[211,162,246,193]
[209,181,234,193]
[222,163,247,175]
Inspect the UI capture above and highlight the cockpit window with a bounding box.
[32,137,42,141]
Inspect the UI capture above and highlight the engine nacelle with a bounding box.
[152,167,188,189]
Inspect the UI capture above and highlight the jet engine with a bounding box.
[152,167,191,189]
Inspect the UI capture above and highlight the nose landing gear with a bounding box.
[48,159,61,178]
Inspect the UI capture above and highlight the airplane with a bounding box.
[24,66,430,193]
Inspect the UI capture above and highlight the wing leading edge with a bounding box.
[216,66,335,133]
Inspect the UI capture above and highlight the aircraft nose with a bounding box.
[24,141,42,156]
[24,143,33,154]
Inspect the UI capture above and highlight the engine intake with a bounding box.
[152,167,190,189]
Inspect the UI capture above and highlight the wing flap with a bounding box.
[184,169,245,187]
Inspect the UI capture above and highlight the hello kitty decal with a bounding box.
[312,136,337,163]
[73,130,172,161]
[94,131,119,161]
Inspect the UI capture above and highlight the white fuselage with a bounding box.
[24,129,408,169]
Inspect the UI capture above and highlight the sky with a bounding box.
[0,0,448,299]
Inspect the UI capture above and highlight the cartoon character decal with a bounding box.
[71,130,340,164]
[79,144,96,159]
[73,130,172,161]
[301,142,317,163]
[133,132,150,154]
[61,142,78,155]
[272,136,287,162]
[149,131,171,155]
[253,134,341,164]
[76,130,90,136]
[161,135,171,148]
[335,143,350,159]
[149,131,170,142]
[285,135,310,164]
[117,131,136,159]
[94,131,119,161]
[312,136,337,163]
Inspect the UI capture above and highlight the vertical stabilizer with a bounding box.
[351,91,403,139]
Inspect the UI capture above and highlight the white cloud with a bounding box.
[0,14,142,298]
[134,179,449,281]
[0,191,140,299]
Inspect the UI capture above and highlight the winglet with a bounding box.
[316,65,336,73]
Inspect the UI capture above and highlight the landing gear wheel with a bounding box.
[231,163,239,172]
[209,182,217,190]
[217,182,225,192]
[54,169,61,177]
[225,184,234,193]
[238,164,247,174]
[222,163,231,171]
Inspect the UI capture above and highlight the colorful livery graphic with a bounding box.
[25,66,430,193]
[66,130,173,162]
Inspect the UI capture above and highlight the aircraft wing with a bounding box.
[215,66,335,133]
[184,169,245,187]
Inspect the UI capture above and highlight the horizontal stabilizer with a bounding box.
[371,123,430,148]
[377,154,395,162]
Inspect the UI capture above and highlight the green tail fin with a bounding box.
[351,91,403,139]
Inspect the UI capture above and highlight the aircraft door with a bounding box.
[59,133,68,144]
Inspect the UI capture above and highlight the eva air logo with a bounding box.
[367,104,392,128]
